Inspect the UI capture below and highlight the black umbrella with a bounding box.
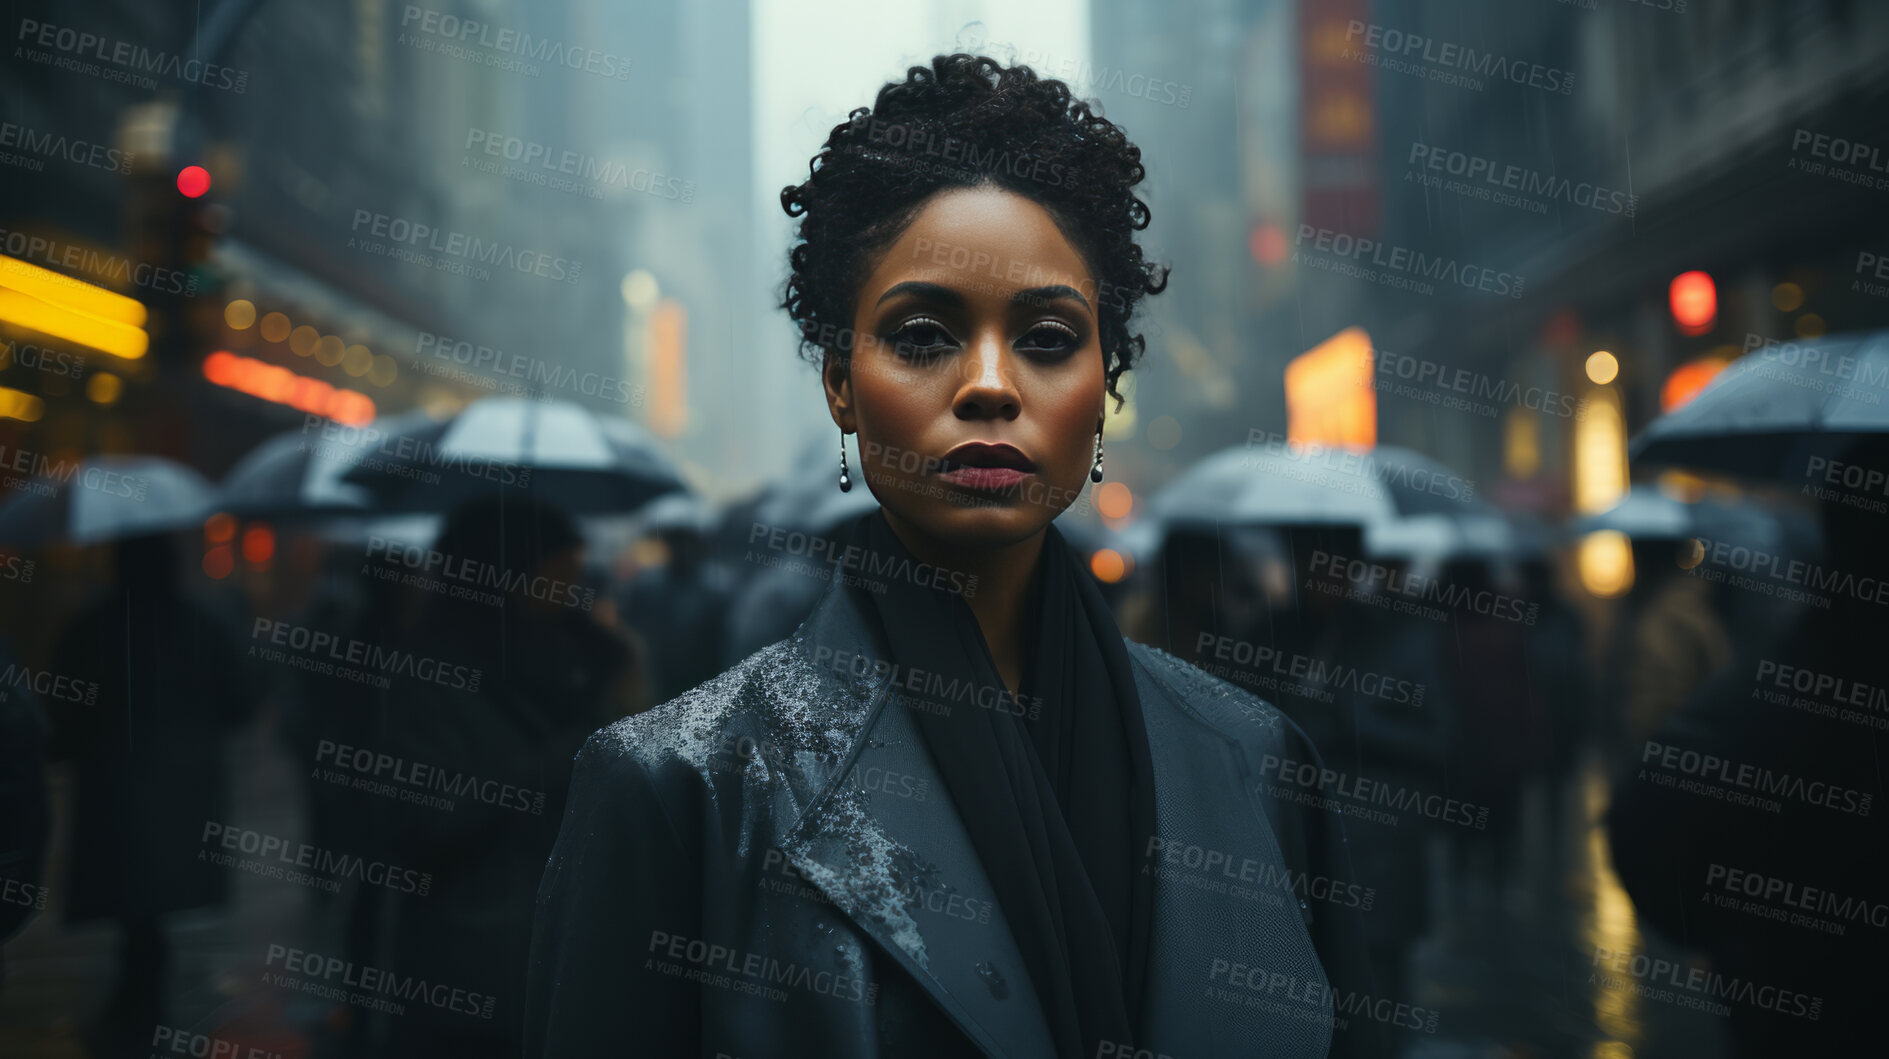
[341,397,687,515]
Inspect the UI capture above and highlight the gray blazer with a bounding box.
[525,569,1382,1058]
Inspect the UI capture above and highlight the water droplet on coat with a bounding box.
[975,961,1008,999]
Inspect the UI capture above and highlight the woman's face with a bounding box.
[824,185,1107,552]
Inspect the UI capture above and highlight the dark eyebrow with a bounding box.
[1015,285,1090,311]
[875,281,964,307]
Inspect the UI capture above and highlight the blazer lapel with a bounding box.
[777,579,1057,1059]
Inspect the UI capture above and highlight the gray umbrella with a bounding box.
[1365,445,1491,518]
[1144,443,1397,529]
[1364,510,1548,561]
[1631,329,1889,477]
[340,397,687,514]
[0,455,214,547]
[1574,485,1783,552]
[1121,443,1395,563]
[1571,486,1693,538]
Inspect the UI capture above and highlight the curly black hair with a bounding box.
[779,53,1168,409]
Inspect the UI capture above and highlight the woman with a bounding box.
[527,54,1379,1059]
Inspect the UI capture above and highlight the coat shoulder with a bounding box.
[1124,639,1316,757]
[584,634,880,789]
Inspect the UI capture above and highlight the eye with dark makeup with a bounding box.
[886,317,955,361]
[1018,321,1082,357]
[883,317,1086,362]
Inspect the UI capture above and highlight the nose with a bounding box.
[953,328,1020,421]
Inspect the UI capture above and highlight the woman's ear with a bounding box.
[822,349,855,432]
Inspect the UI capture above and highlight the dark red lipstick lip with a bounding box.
[939,441,1036,472]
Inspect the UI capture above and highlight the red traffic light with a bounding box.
[1669,271,1716,335]
[177,165,212,198]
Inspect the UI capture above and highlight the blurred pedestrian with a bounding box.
[372,498,644,1059]
[45,533,261,1056]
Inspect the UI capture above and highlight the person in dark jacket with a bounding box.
[46,533,260,1054]
[1607,469,1888,1055]
[528,54,1386,1059]
[372,499,644,1059]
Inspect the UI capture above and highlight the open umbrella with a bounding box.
[214,417,421,520]
[1573,485,1784,553]
[0,455,214,547]
[1143,443,1397,529]
[1631,329,1889,478]
[1571,486,1693,539]
[340,397,686,515]
[1365,445,1490,518]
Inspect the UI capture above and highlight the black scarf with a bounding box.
[847,508,1157,1058]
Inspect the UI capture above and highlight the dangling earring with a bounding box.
[838,429,853,492]
[1090,430,1105,483]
